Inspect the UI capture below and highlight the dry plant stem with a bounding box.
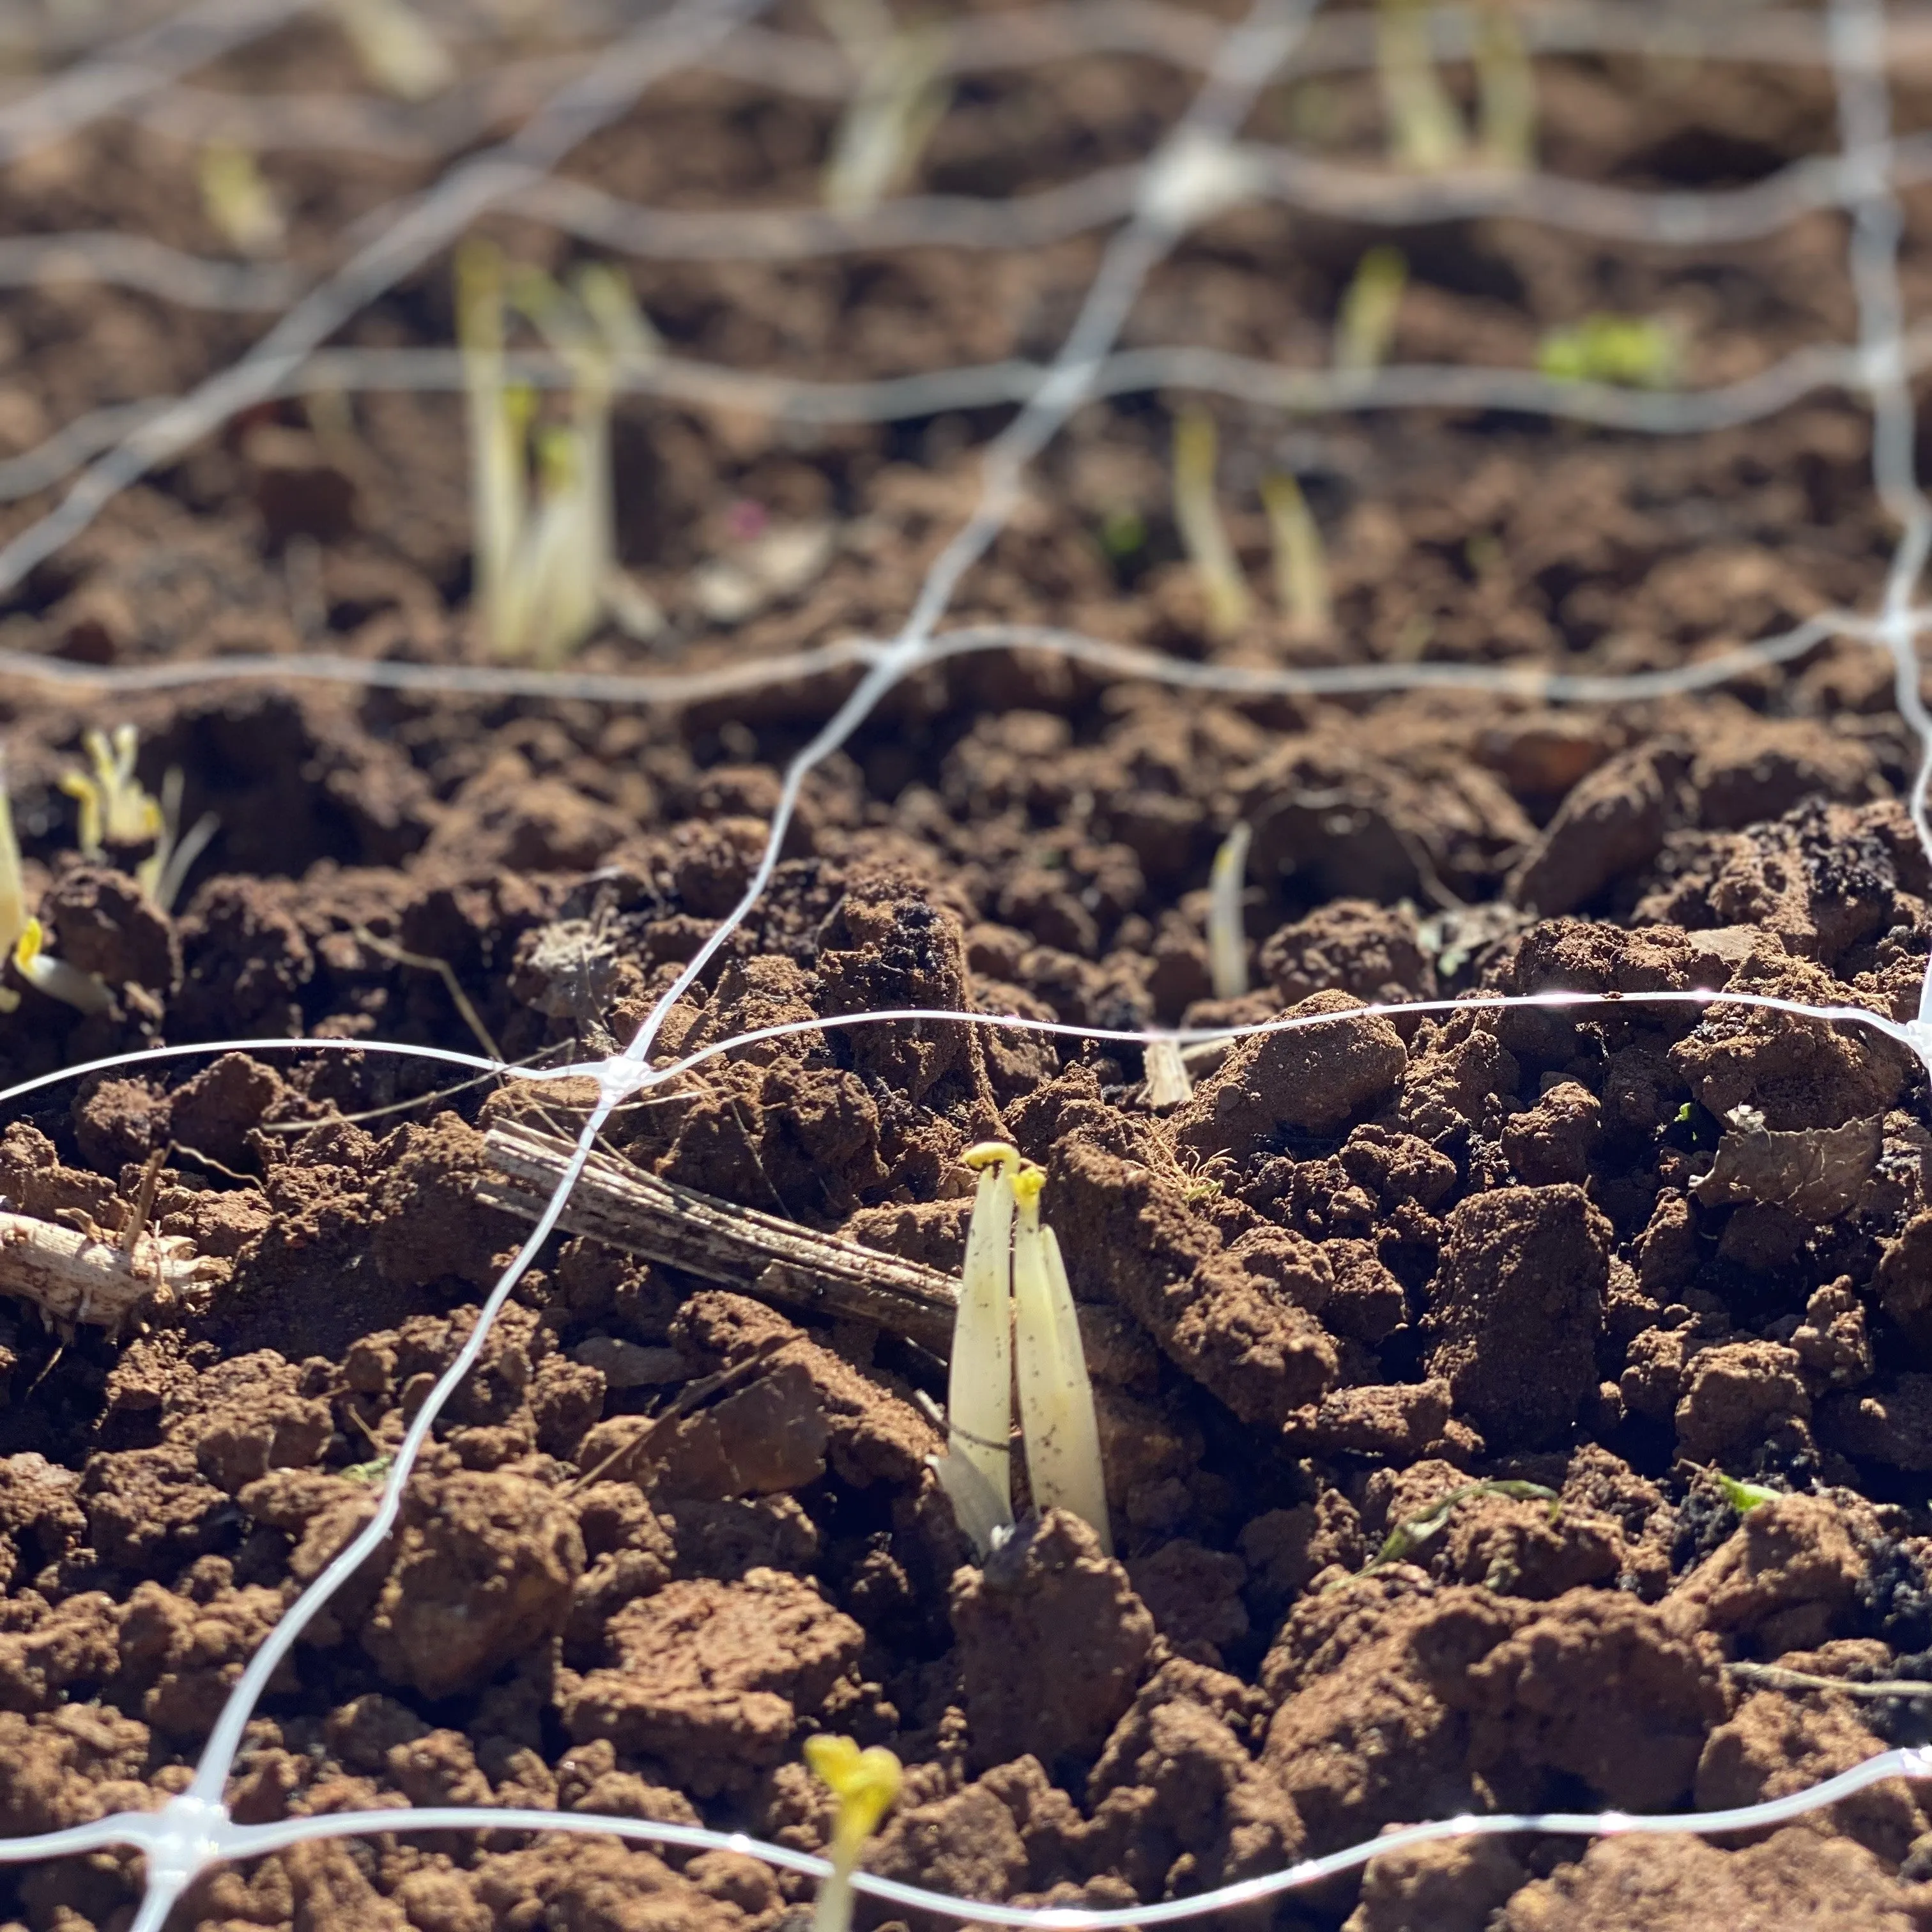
[0,1208,225,1331]
[1729,1661,1932,1701]
[1142,1036,1195,1105]
[479,1121,958,1355]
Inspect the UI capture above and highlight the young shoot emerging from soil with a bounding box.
[936,1142,1019,1550]
[803,1734,901,1932]
[61,725,217,914]
[1335,245,1408,374]
[1171,407,1252,638]
[816,0,953,216]
[1208,820,1254,1000]
[0,755,107,1016]
[933,1143,1112,1558]
[332,0,454,102]
[1261,471,1331,634]
[458,240,664,665]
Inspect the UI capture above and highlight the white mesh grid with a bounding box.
[0,0,1931,1920]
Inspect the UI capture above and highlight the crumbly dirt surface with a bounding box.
[7,6,1932,1931]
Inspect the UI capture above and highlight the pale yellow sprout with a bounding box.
[0,757,109,1017]
[817,0,953,217]
[932,1141,1018,1554]
[59,726,214,913]
[1172,408,1252,638]
[1376,0,1465,172]
[1011,1168,1111,1554]
[804,1734,901,1932]
[458,243,663,666]
[61,724,161,858]
[1474,3,1536,171]
[1335,245,1408,374]
[1261,471,1331,633]
[12,918,109,1016]
[0,764,24,1014]
[199,142,284,257]
[1208,820,1252,1000]
[332,0,456,102]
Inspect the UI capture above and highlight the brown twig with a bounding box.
[477,1120,958,1358]
[1728,1660,1932,1701]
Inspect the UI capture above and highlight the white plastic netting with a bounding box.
[2,0,1932,1923]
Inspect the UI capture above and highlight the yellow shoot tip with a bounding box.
[962,1140,1020,1172]
[58,771,102,857]
[804,1734,902,1848]
[1011,1166,1046,1212]
[13,916,42,973]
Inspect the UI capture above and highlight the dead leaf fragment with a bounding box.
[1690,1107,1882,1222]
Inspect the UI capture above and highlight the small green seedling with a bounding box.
[332,0,454,101]
[1172,407,1252,638]
[1714,1469,1782,1515]
[803,1733,901,1932]
[1207,820,1252,1000]
[1261,471,1331,633]
[1537,313,1679,388]
[1098,506,1148,567]
[817,0,953,215]
[0,756,109,1016]
[458,241,664,666]
[1335,245,1408,375]
[1363,1478,1560,1575]
[199,142,284,257]
[931,1144,1112,1558]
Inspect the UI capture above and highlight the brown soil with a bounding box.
[5,5,1932,1931]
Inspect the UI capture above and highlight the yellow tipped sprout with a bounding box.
[1260,472,1331,633]
[1010,1168,1111,1554]
[933,1142,1019,1555]
[60,725,161,857]
[1335,246,1408,375]
[1475,2,1536,171]
[1172,408,1252,638]
[12,917,110,1016]
[459,245,661,664]
[332,0,455,101]
[804,1734,902,1932]
[57,725,211,911]
[199,142,284,256]
[1376,0,1465,172]
[1208,820,1252,1000]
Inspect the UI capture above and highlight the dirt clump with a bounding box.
[560,1567,866,1793]
[1168,990,1409,1159]
[1497,1828,1927,1930]
[1423,1184,1612,1448]
[951,1509,1158,1774]
[360,1469,583,1701]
